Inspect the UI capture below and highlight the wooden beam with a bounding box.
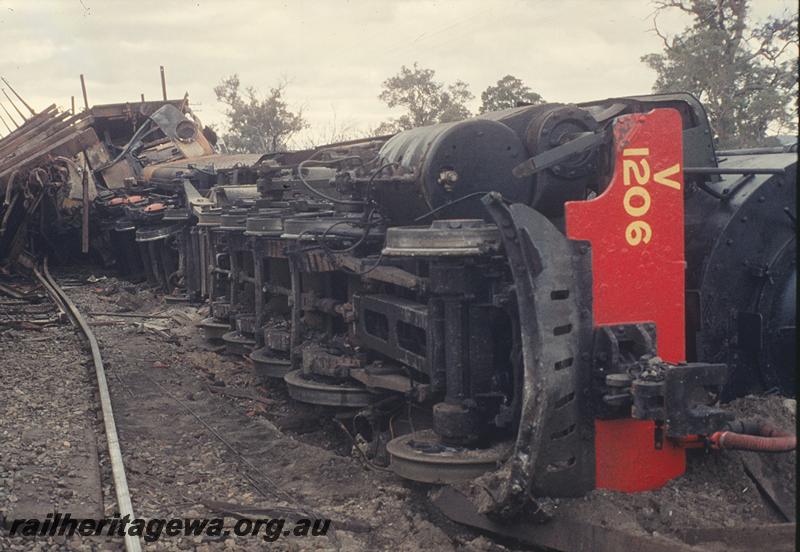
[0,127,100,180]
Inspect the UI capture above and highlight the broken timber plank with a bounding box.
[0,127,100,180]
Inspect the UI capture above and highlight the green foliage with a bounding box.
[642,0,798,148]
[214,75,306,153]
[376,63,474,132]
[479,75,545,113]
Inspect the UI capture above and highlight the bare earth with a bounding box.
[1,270,795,551]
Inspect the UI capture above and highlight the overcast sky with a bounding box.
[0,0,794,145]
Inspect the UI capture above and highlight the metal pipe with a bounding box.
[263,282,292,296]
[71,96,75,115]
[697,174,756,201]
[2,88,26,121]
[160,66,167,101]
[35,259,142,552]
[289,256,302,358]
[81,157,90,253]
[1,77,36,115]
[717,145,797,156]
[684,167,785,175]
[80,74,89,110]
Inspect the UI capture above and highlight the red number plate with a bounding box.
[565,108,686,492]
[565,108,685,363]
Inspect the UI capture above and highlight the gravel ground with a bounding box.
[1,271,506,552]
[552,395,796,548]
[1,269,795,552]
[0,281,113,550]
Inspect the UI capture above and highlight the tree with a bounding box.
[376,63,474,132]
[214,75,306,153]
[642,0,798,148]
[297,108,367,149]
[479,75,545,113]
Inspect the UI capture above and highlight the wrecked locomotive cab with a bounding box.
[0,99,220,287]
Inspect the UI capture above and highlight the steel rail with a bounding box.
[35,259,142,552]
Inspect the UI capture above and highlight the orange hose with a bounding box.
[709,421,795,452]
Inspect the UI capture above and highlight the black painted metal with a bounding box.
[684,152,797,397]
[378,118,531,222]
[481,193,594,516]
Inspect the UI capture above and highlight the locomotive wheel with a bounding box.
[283,370,374,407]
[221,330,255,356]
[387,429,511,484]
[249,347,292,379]
[198,317,229,341]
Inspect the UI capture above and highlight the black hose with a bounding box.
[413,191,496,223]
[320,208,382,254]
[365,162,399,193]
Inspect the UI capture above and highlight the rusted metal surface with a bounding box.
[143,153,266,175]
[0,91,218,268]
[87,99,184,120]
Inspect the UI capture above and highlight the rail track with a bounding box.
[21,262,336,551]
[32,259,141,552]
[1,264,795,552]
[2,265,468,551]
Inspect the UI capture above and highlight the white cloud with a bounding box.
[0,38,59,65]
[0,0,794,141]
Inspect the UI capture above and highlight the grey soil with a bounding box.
[1,271,795,551]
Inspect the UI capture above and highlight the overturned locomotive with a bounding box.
[2,92,795,519]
